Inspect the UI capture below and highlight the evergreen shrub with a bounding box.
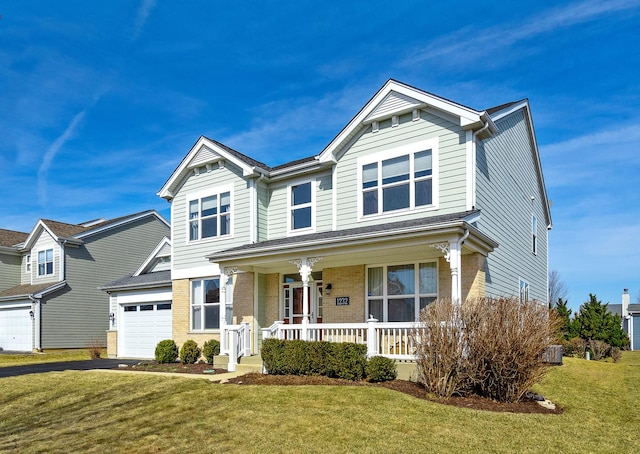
[203,339,221,365]
[365,356,397,382]
[180,339,201,364]
[155,339,179,363]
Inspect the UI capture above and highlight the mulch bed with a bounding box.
[115,362,561,414]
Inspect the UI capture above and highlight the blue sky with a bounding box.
[1,1,639,311]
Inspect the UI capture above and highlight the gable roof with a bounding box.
[0,229,29,248]
[21,210,169,251]
[99,270,171,292]
[158,79,502,197]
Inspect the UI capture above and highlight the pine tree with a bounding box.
[554,298,575,340]
[573,294,628,348]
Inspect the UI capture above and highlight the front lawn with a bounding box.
[0,349,96,367]
[0,352,637,453]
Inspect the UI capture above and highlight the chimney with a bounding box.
[622,289,630,318]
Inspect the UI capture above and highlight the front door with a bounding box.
[283,281,323,324]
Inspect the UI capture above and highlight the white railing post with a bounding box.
[367,317,378,358]
[242,322,251,357]
[228,328,239,372]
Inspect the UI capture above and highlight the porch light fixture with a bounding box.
[324,283,332,296]
[109,312,116,323]
[29,310,34,318]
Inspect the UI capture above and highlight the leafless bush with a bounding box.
[87,340,105,359]
[610,346,622,363]
[588,340,609,361]
[563,337,587,358]
[412,297,560,402]
[412,299,470,398]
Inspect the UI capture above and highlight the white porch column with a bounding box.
[290,256,322,341]
[219,266,237,355]
[430,240,462,305]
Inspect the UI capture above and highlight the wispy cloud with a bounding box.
[133,0,157,39]
[37,110,87,205]
[407,0,640,65]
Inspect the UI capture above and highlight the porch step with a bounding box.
[213,354,263,374]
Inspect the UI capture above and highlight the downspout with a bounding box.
[28,294,42,351]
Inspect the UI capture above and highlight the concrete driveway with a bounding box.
[0,359,140,378]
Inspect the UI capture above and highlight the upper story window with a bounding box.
[25,254,31,273]
[188,189,231,242]
[37,249,53,276]
[359,138,438,219]
[288,181,314,233]
[531,215,538,255]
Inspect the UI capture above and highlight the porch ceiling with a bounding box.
[209,211,497,274]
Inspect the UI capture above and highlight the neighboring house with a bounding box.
[612,288,640,350]
[0,211,170,352]
[156,79,551,365]
[101,237,172,358]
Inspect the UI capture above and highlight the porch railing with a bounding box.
[261,318,422,360]
[225,322,251,372]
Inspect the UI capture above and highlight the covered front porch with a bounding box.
[211,212,497,371]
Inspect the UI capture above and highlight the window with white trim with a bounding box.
[288,181,314,232]
[519,279,530,303]
[359,139,437,218]
[188,190,231,241]
[367,262,438,322]
[37,249,53,276]
[191,278,220,330]
[26,254,31,273]
[531,215,537,255]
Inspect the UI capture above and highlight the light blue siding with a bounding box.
[172,162,253,271]
[335,110,468,230]
[257,182,270,242]
[475,109,548,302]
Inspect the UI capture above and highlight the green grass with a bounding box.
[0,352,638,453]
[0,349,95,367]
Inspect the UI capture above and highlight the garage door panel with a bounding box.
[0,307,32,351]
[120,302,172,358]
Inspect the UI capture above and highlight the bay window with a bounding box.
[367,262,438,322]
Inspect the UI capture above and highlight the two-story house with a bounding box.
[0,211,170,352]
[155,79,551,366]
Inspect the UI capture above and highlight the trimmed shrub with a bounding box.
[366,356,397,382]
[307,341,331,376]
[261,338,287,375]
[155,339,178,364]
[282,340,310,375]
[180,340,201,364]
[202,339,221,365]
[327,342,367,381]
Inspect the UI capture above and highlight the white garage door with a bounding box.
[0,306,32,352]
[120,302,172,358]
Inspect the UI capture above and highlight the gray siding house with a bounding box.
[147,79,551,363]
[0,211,170,351]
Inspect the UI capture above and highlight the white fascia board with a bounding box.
[158,137,261,199]
[22,221,59,251]
[134,236,171,276]
[210,222,496,263]
[32,281,67,299]
[318,80,484,164]
[171,263,221,280]
[75,211,169,240]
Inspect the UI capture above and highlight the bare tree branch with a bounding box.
[548,270,568,306]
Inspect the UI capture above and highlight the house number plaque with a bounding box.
[335,297,350,306]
